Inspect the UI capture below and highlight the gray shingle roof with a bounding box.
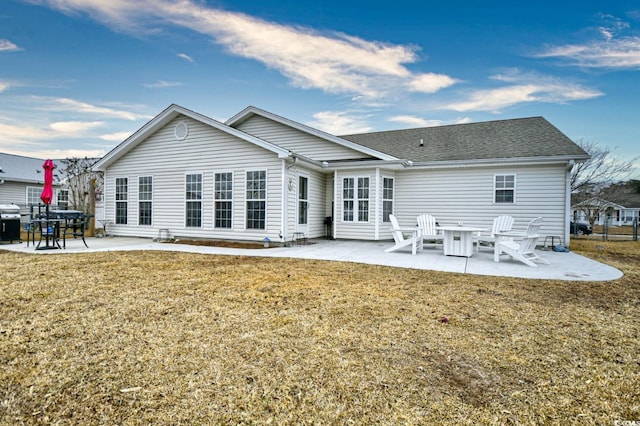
[0,153,61,184]
[340,116,589,162]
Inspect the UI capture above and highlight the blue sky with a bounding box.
[1,0,639,177]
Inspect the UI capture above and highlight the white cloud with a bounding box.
[388,115,471,127]
[307,111,373,135]
[408,73,458,94]
[0,81,8,92]
[0,39,21,52]
[49,120,104,134]
[0,120,103,141]
[444,71,602,112]
[143,80,184,89]
[100,131,133,141]
[40,97,152,120]
[534,14,640,69]
[536,36,640,69]
[32,0,458,99]
[177,52,194,63]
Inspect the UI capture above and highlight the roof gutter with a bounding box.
[319,159,414,170]
[407,155,590,170]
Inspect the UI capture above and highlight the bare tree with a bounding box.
[571,140,638,193]
[58,157,104,235]
[571,140,639,226]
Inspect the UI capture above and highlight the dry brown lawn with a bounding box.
[1,240,639,424]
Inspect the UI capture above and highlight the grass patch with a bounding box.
[1,240,639,424]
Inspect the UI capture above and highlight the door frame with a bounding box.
[296,172,309,235]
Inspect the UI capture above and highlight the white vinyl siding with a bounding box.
[234,115,371,161]
[391,164,567,242]
[283,167,327,241]
[102,116,283,240]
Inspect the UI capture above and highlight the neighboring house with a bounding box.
[92,104,590,245]
[572,195,640,226]
[0,153,66,220]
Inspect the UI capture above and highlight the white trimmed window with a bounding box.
[246,170,266,230]
[185,173,202,227]
[57,189,69,209]
[26,187,41,206]
[138,176,153,226]
[382,177,394,223]
[115,177,128,224]
[215,172,233,229]
[494,174,516,203]
[343,177,369,222]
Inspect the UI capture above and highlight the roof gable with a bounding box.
[93,104,292,171]
[340,117,590,163]
[226,106,398,161]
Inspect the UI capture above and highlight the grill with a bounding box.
[0,204,22,244]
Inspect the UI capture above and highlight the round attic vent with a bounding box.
[175,121,189,140]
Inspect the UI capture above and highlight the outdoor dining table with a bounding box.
[436,226,486,257]
[32,218,64,250]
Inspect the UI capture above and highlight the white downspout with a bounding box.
[565,160,575,246]
[333,170,338,239]
[281,159,288,245]
[374,168,380,240]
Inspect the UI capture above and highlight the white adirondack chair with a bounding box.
[476,215,515,249]
[385,214,423,255]
[416,213,443,248]
[494,217,550,267]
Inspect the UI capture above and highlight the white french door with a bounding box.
[296,174,309,235]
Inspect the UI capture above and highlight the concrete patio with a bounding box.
[1,235,623,282]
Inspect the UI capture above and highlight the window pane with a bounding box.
[139,201,152,225]
[116,202,128,224]
[26,187,41,206]
[57,190,69,209]
[246,201,265,229]
[186,174,202,200]
[495,175,515,203]
[215,173,233,228]
[495,190,514,203]
[358,178,369,199]
[343,200,353,221]
[246,171,266,229]
[115,178,128,224]
[383,200,393,222]
[247,171,266,200]
[138,176,152,225]
[298,201,308,225]
[358,200,369,222]
[382,178,393,222]
[343,178,354,199]
[186,201,202,227]
[215,201,232,228]
[115,178,128,201]
[186,174,202,227]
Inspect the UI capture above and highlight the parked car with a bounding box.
[570,221,593,235]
